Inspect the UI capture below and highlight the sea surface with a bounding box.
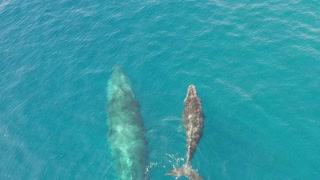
[1,0,320,179]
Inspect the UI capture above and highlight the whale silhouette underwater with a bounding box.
[106,67,204,180]
[107,67,148,180]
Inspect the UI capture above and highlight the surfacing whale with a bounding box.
[107,67,148,180]
[167,85,204,180]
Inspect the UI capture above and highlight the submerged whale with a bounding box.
[107,67,148,180]
[167,85,204,180]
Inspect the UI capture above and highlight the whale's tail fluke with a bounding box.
[166,163,203,180]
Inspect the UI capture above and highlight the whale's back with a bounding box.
[107,67,148,180]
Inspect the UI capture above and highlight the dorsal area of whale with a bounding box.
[167,84,204,180]
[184,85,204,163]
[107,67,148,180]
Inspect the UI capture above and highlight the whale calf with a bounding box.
[107,67,148,180]
[167,85,204,180]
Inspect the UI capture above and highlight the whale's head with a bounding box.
[107,67,134,101]
[186,85,197,98]
[184,84,202,105]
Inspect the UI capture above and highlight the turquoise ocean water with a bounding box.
[1,0,320,179]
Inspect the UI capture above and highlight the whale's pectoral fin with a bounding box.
[177,117,185,133]
[166,164,202,180]
[177,122,185,133]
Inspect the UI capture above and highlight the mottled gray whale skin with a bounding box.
[107,67,148,180]
[167,85,204,180]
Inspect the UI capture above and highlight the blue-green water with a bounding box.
[1,0,320,179]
